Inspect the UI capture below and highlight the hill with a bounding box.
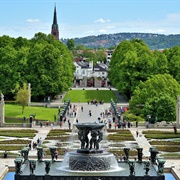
[61,33,180,50]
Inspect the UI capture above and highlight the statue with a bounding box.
[144,161,150,175]
[157,158,166,175]
[78,130,85,149]
[49,147,56,161]
[37,147,43,162]
[149,147,158,164]
[128,161,135,176]
[83,129,89,149]
[123,148,130,161]
[45,160,51,174]
[21,147,30,162]
[96,130,103,149]
[90,129,98,149]
[137,148,143,163]
[14,157,23,175]
[29,160,36,174]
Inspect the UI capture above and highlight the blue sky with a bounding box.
[1,0,180,39]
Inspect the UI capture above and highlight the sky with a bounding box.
[1,0,180,39]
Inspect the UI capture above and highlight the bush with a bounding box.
[123,112,144,122]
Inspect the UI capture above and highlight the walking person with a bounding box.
[60,121,62,128]
[89,110,92,117]
[136,129,139,137]
[51,123,53,129]
[81,105,83,112]
[136,121,138,128]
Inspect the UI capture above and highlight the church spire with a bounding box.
[51,4,59,40]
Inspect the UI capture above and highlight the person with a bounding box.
[136,121,138,128]
[81,106,83,112]
[51,123,53,129]
[60,121,62,128]
[4,151,7,158]
[68,120,71,129]
[55,149,58,160]
[40,122,42,127]
[136,129,139,137]
[89,110,92,117]
[173,126,177,134]
[114,123,117,129]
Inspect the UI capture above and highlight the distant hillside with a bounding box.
[61,33,180,50]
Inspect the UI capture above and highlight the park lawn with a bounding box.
[63,90,117,103]
[5,104,58,121]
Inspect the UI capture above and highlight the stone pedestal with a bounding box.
[176,95,180,127]
[0,94,4,127]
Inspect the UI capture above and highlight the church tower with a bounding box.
[51,5,59,40]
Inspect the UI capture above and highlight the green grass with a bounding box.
[63,90,117,103]
[5,90,117,121]
[5,104,58,121]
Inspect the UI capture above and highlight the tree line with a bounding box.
[108,39,180,122]
[0,33,75,101]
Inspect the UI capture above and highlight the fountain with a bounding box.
[14,122,165,180]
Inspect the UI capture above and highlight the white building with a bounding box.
[73,61,108,87]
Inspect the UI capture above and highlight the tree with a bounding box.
[143,93,176,122]
[164,46,180,83]
[26,33,74,101]
[109,39,157,99]
[66,38,75,50]
[130,74,180,121]
[16,83,29,114]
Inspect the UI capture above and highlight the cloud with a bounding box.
[26,19,40,23]
[94,18,110,23]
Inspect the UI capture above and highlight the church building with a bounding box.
[51,5,59,40]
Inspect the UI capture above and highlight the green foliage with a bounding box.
[130,74,180,121]
[66,38,75,50]
[0,129,37,137]
[107,130,135,141]
[109,39,158,99]
[16,83,29,114]
[0,139,30,144]
[150,141,180,145]
[156,146,180,152]
[0,145,25,151]
[142,130,180,139]
[0,33,75,101]
[123,113,144,122]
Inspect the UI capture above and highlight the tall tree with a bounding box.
[109,39,157,99]
[66,38,75,50]
[130,74,180,121]
[16,83,29,114]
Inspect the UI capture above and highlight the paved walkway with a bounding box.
[0,102,180,179]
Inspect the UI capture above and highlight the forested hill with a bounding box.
[61,33,180,50]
